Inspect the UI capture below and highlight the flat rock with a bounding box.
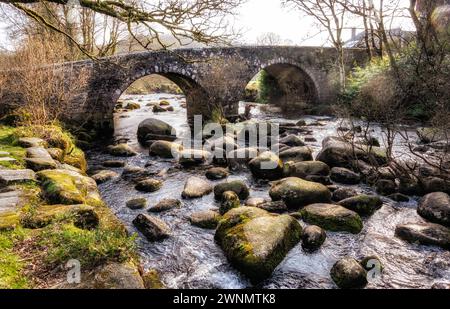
[0,169,36,187]
[395,222,450,250]
[182,177,213,199]
[18,137,45,148]
[148,199,181,213]
[189,210,221,229]
[133,214,171,242]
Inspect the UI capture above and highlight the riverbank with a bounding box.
[0,124,151,289]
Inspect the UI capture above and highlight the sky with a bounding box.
[0,0,414,50]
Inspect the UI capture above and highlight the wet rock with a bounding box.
[220,191,241,215]
[422,177,450,194]
[279,135,305,147]
[215,206,302,283]
[205,136,238,152]
[142,269,164,289]
[148,199,181,213]
[331,257,368,289]
[137,118,177,144]
[149,141,183,159]
[256,201,288,213]
[37,169,102,206]
[332,187,358,202]
[299,204,363,234]
[330,167,361,185]
[302,225,326,252]
[248,151,283,181]
[153,105,167,113]
[269,177,331,209]
[107,144,137,157]
[283,161,330,179]
[125,102,140,110]
[279,146,313,163]
[18,137,45,148]
[92,170,118,184]
[395,223,450,250]
[296,120,307,127]
[304,136,317,142]
[0,169,36,187]
[388,193,410,202]
[304,175,332,185]
[126,198,147,210]
[376,179,397,196]
[418,192,450,227]
[121,166,152,180]
[133,214,171,241]
[189,210,221,229]
[316,136,387,168]
[25,157,57,171]
[245,197,267,207]
[214,180,250,200]
[178,149,212,167]
[227,147,259,168]
[399,177,424,196]
[182,176,213,199]
[135,179,163,193]
[205,167,229,180]
[338,195,383,216]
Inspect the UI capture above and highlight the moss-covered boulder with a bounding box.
[149,141,183,159]
[269,177,331,209]
[418,192,450,227]
[220,191,241,215]
[215,206,302,283]
[214,180,250,200]
[37,169,103,206]
[142,269,165,289]
[248,151,283,181]
[283,161,330,179]
[330,167,361,185]
[137,118,177,144]
[338,195,383,216]
[331,257,368,289]
[279,146,313,163]
[135,179,163,193]
[63,148,88,172]
[299,204,363,234]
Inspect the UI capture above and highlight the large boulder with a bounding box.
[283,161,330,179]
[316,136,387,168]
[331,257,368,289]
[132,214,171,242]
[137,118,177,144]
[182,177,213,199]
[418,192,450,227]
[227,147,259,168]
[279,135,305,147]
[215,207,302,283]
[395,223,450,250]
[332,187,358,202]
[37,169,102,206]
[269,177,331,209]
[338,195,383,216]
[330,167,361,185]
[248,151,283,180]
[149,141,183,159]
[214,180,250,200]
[279,146,313,163]
[299,204,363,234]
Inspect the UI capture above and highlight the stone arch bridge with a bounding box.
[26,46,367,133]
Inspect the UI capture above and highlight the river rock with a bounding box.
[220,191,241,215]
[121,166,152,181]
[205,167,229,180]
[417,127,448,144]
[133,214,170,241]
[37,169,102,206]
[283,161,330,179]
[422,177,450,194]
[135,179,163,193]
[107,144,137,157]
[189,210,221,229]
[376,179,397,196]
[92,170,118,184]
[25,157,57,171]
[332,187,358,202]
[279,146,313,163]
[103,160,126,168]
[330,167,361,185]
[418,192,450,227]
[178,149,212,166]
[149,141,183,159]
[302,225,326,252]
[248,151,283,180]
[269,177,331,209]
[279,135,305,147]
[205,136,238,152]
[182,176,213,199]
[137,118,177,144]
[152,105,167,113]
[256,201,288,213]
[338,195,383,216]
[126,198,147,210]
[388,193,410,202]
[215,206,302,283]
[245,197,267,207]
[227,147,259,168]
[18,137,45,148]
[142,269,164,289]
[299,204,363,234]
[148,199,181,213]
[395,223,450,250]
[214,180,250,200]
[0,169,36,187]
[331,257,368,289]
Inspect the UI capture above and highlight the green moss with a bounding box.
[299,206,363,234]
[63,147,88,172]
[14,125,76,154]
[0,229,30,289]
[0,126,26,169]
[142,269,165,289]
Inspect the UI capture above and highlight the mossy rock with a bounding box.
[215,206,302,283]
[338,195,383,217]
[37,169,103,207]
[269,177,331,209]
[149,141,183,159]
[0,212,20,231]
[142,269,165,289]
[248,151,284,181]
[299,204,363,234]
[63,148,88,173]
[214,181,250,200]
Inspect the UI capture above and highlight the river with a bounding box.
[86,93,450,289]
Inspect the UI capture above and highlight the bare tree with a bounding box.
[0,0,245,59]
[283,0,349,89]
[256,32,284,45]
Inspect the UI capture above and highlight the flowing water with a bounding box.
[86,93,450,289]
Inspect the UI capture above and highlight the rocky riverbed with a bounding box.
[86,93,450,289]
